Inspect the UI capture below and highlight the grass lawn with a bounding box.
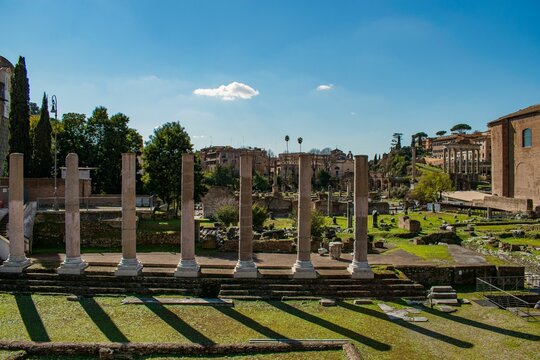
[0,294,538,360]
[384,241,454,263]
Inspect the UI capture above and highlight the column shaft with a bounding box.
[175,154,199,277]
[348,155,373,278]
[292,154,316,278]
[58,153,88,274]
[0,154,31,273]
[115,153,143,276]
[234,154,257,277]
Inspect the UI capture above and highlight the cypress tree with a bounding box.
[32,93,53,177]
[8,56,32,175]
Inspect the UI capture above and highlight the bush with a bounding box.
[252,204,269,230]
[215,204,239,227]
[311,210,327,237]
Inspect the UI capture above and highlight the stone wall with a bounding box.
[398,216,421,233]
[396,264,524,286]
[476,195,533,213]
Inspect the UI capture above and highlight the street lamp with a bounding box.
[50,95,58,210]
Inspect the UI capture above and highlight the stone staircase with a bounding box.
[0,268,426,300]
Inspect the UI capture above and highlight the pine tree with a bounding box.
[8,56,32,175]
[32,93,53,177]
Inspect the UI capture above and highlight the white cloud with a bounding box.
[193,82,259,101]
[316,84,334,91]
[350,112,356,116]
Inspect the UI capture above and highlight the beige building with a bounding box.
[200,146,270,175]
[0,56,14,175]
[277,149,354,183]
[489,104,540,207]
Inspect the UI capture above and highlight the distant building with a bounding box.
[0,56,14,175]
[199,146,270,175]
[276,149,354,183]
[489,104,540,206]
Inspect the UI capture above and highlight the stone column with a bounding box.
[464,150,469,174]
[442,148,447,173]
[476,149,481,174]
[411,147,416,187]
[115,153,143,276]
[327,185,332,217]
[58,153,88,275]
[0,154,31,273]
[453,148,457,173]
[234,154,257,278]
[458,149,463,173]
[175,154,199,277]
[348,155,374,278]
[292,154,316,279]
[471,149,476,174]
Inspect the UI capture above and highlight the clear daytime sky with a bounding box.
[2,0,540,156]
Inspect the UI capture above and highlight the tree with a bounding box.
[284,135,290,153]
[414,132,428,148]
[391,133,402,150]
[436,130,447,137]
[320,147,332,155]
[31,93,53,177]
[411,172,453,203]
[314,169,331,190]
[203,164,238,189]
[56,113,92,167]
[142,122,192,212]
[297,137,303,152]
[88,107,142,194]
[253,171,270,192]
[308,148,321,154]
[450,123,472,134]
[252,204,268,230]
[9,56,32,175]
[29,102,40,115]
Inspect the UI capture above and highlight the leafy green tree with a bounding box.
[87,107,142,194]
[56,113,93,167]
[314,169,331,190]
[392,133,402,150]
[9,56,32,175]
[31,93,53,177]
[203,164,238,189]
[215,204,239,227]
[412,172,453,203]
[253,171,270,192]
[142,122,193,212]
[451,123,472,134]
[252,204,269,230]
[436,130,447,137]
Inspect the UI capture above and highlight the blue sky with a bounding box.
[2,0,540,156]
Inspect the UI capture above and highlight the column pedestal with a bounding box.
[175,259,200,277]
[58,256,88,275]
[115,257,143,276]
[233,260,258,278]
[0,255,31,273]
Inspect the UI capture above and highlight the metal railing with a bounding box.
[476,277,539,321]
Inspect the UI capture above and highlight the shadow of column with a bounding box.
[338,302,473,348]
[79,297,129,343]
[268,301,391,351]
[214,306,288,340]
[142,299,215,345]
[15,294,51,342]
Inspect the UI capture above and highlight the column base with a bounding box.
[0,255,31,273]
[233,260,258,278]
[348,260,374,279]
[291,260,317,279]
[58,257,88,275]
[174,259,200,278]
[115,257,143,276]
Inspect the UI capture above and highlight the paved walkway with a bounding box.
[30,246,488,269]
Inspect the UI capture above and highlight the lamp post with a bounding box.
[51,95,58,210]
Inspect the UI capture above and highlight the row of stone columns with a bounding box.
[0,152,373,279]
[443,147,482,175]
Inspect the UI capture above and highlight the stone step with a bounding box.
[431,298,460,306]
[430,286,455,292]
[218,295,266,300]
[429,292,457,299]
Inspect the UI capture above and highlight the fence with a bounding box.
[37,196,155,211]
[476,276,539,321]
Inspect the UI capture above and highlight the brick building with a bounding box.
[489,104,540,207]
[0,56,14,175]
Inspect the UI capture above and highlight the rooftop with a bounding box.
[488,104,540,127]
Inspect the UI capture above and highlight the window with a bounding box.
[523,128,532,148]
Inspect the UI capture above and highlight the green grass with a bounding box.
[384,241,454,262]
[265,217,295,229]
[416,163,443,173]
[0,294,539,359]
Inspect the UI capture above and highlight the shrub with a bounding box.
[215,204,239,227]
[252,204,269,230]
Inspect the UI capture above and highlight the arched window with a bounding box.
[522,128,532,148]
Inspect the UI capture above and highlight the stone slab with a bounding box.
[320,298,336,307]
[353,298,373,305]
[437,305,457,313]
[121,297,234,306]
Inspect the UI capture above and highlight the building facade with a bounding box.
[489,104,540,206]
[0,56,14,175]
[199,146,270,175]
